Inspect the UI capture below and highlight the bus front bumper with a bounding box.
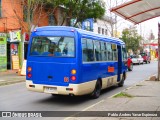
[26,80,96,96]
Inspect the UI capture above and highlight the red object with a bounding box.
[127,57,132,69]
[27,73,32,78]
[25,33,29,41]
[70,76,76,81]
[140,53,151,63]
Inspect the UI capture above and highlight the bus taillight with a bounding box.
[27,67,32,72]
[71,69,76,74]
[71,76,76,81]
[27,73,32,78]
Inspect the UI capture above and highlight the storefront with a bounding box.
[1,31,29,70]
[0,34,7,72]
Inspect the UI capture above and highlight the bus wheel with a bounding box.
[118,76,124,87]
[91,80,101,99]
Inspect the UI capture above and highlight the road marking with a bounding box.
[82,100,105,111]
[64,100,104,120]
[0,80,5,81]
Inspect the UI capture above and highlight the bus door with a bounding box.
[117,45,122,82]
[117,45,127,82]
[106,44,118,81]
[121,45,127,76]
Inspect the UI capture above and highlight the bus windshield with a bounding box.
[30,36,75,57]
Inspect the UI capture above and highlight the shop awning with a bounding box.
[110,0,160,24]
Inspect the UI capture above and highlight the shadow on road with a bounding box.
[33,85,118,106]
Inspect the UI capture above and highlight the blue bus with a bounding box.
[26,26,127,98]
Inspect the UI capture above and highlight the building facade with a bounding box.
[0,0,64,71]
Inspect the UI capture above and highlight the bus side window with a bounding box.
[107,43,113,61]
[112,44,118,61]
[122,47,127,61]
[86,39,94,61]
[82,39,88,62]
[101,42,107,61]
[94,41,101,61]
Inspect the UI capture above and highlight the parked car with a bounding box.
[131,55,144,65]
[140,52,151,64]
[127,57,133,71]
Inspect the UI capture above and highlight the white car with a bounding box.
[131,55,144,65]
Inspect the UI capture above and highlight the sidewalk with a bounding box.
[0,70,25,86]
[67,75,160,120]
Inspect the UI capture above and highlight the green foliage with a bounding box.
[22,0,105,33]
[113,92,133,98]
[45,0,105,26]
[120,28,142,53]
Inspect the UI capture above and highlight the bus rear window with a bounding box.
[30,36,75,57]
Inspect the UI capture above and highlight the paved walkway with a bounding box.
[0,70,25,86]
[66,77,160,120]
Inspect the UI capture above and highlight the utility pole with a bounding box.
[158,23,160,81]
[114,0,118,37]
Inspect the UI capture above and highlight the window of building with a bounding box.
[102,28,104,35]
[98,27,101,34]
[105,29,108,35]
[48,14,55,26]
[23,6,33,22]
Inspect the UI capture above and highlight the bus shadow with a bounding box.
[35,85,119,106]
[35,94,91,106]
[100,85,118,96]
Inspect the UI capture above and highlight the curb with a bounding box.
[0,79,25,86]
[108,73,158,99]
[0,70,18,76]
[148,74,157,81]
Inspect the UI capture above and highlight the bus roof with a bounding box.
[34,26,125,45]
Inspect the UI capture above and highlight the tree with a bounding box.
[11,0,105,34]
[59,0,105,26]
[9,0,52,67]
[10,0,64,34]
[121,27,142,54]
[105,0,129,37]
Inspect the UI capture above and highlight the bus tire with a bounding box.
[91,80,101,99]
[118,76,124,87]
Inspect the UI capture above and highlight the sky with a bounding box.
[107,0,160,39]
[136,17,160,39]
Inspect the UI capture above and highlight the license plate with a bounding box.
[44,87,57,93]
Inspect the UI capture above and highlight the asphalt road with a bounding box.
[0,61,158,113]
